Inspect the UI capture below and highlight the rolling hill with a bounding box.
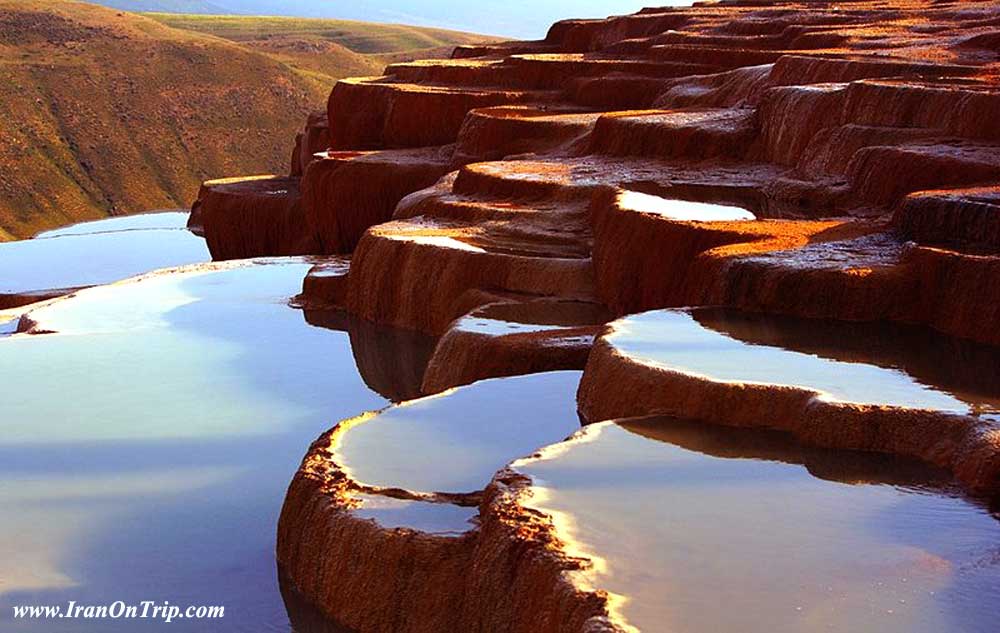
[92,0,227,12]
[0,1,495,239]
[146,13,497,85]
[92,0,660,38]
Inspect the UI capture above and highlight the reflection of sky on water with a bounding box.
[3,252,998,632]
[518,420,1000,633]
[0,260,387,632]
[34,212,191,239]
[338,372,582,495]
[617,190,756,221]
[456,317,569,336]
[353,494,478,535]
[0,317,16,337]
[0,214,208,296]
[610,310,1000,415]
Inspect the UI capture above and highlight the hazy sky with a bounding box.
[201,1,688,38]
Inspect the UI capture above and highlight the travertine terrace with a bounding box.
[192,1,1000,631]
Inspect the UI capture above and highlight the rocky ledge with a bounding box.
[192,1,1000,631]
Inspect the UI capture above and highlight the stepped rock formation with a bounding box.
[193,1,1000,630]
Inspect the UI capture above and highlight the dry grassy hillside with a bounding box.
[146,13,496,90]
[0,1,495,239]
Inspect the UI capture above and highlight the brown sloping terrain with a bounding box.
[0,1,495,239]
[144,13,501,90]
[0,0,322,238]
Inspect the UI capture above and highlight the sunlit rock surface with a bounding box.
[297,257,352,307]
[0,212,208,309]
[192,176,320,260]
[276,372,627,633]
[280,339,1000,633]
[303,147,453,253]
[198,0,1000,343]
[290,112,331,179]
[422,299,610,392]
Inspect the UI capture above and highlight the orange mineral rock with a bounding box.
[193,2,1000,630]
[193,176,319,260]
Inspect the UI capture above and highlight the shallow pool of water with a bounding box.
[34,212,192,238]
[0,214,208,299]
[617,190,757,221]
[0,259,393,632]
[337,372,582,495]
[0,316,16,337]
[303,309,437,403]
[353,494,478,535]
[458,317,570,336]
[517,418,1000,633]
[453,300,609,337]
[608,309,1000,416]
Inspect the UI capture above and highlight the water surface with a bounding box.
[518,418,1000,633]
[0,214,208,298]
[0,316,16,337]
[609,309,1000,416]
[353,495,478,535]
[454,301,609,337]
[617,190,756,221]
[34,212,191,238]
[338,372,582,494]
[0,259,392,632]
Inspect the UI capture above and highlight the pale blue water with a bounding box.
[0,214,208,298]
[608,309,1000,416]
[4,251,997,633]
[352,494,478,535]
[34,212,191,239]
[0,260,394,632]
[0,317,16,337]
[338,372,582,494]
[456,317,570,336]
[517,418,1000,633]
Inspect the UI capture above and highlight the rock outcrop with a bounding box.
[192,176,319,260]
[277,373,627,633]
[577,309,1000,496]
[191,1,1000,631]
[199,0,1000,345]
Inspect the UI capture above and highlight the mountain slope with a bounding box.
[145,13,496,87]
[88,0,227,12]
[0,1,493,239]
[148,13,495,54]
[91,0,659,38]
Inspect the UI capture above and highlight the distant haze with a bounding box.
[93,1,687,38]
